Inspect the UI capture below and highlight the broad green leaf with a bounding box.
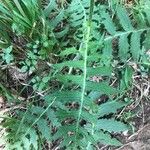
[130,31,142,61]
[101,9,116,35]
[94,131,122,146]
[96,119,128,133]
[98,100,128,117]
[44,0,56,17]
[87,66,112,76]
[59,47,77,56]
[86,81,118,95]
[53,60,84,69]
[119,34,129,61]
[117,6,134,31]
[37,119,51,141]
[124,66,133,88]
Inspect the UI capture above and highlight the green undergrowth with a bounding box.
[0,0,150,149]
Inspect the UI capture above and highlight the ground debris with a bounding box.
[116,124,150,150]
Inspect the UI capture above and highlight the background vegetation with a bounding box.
[0,0,149,149]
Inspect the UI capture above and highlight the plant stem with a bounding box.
[74,0,94,149]
[25,98,55,135]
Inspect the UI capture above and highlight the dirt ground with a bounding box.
[116,74,150,150]
[116,124,150,150]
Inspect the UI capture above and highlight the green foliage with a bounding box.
[1,46,14,64]
[100,6,149,62]
[0,0,40,35]
[0,0,150,149]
